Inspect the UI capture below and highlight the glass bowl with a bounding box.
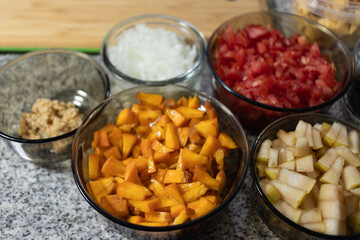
[0,49,110,163]
[293,0,360,50]
[101,14,206,90]
[72,85,248,239]
[207,11,354,132]
[250,113,360,239]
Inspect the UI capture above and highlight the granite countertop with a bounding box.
[1,1,358,239]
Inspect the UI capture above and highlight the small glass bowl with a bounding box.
[101,14,206,90]
[72,85,248,239]
[207,11,354,132]
[250,113,360,239]
[0,49,110,163]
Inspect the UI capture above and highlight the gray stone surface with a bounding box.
[1,1,359,239]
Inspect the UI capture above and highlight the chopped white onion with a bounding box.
[109,23,197,81]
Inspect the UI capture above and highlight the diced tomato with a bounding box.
[212,24,338,109]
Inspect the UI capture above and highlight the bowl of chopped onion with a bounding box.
[207,11,354,132]
[101,14,206,90]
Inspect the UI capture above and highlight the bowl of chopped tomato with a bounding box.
[207,11,354,131]
[72,85,249,239]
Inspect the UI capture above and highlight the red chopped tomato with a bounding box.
[213,25,338,109]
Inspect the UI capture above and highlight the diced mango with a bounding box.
[127,215,144,224]
[103,146,122,160]
[117,181,153,200]
[153,150,171,163]
[170,204,186,218]
[136,92,163,106]
[140,139,153,158]
[175,106,205,119]
[102,195,129,218]
[163,170,186,184]
[218,132,237,149]
[108,128,123,151]
[101,156,126,177]
[188,197,217,219]
[97,130,111,148]
[195,118,219,138]
[181,183,208,203]
[164,183,185,205]
[181,147,208,169]
[199,135,221,156]
[152,140,174,153]
[148,155,157,174]
[216,170,226,194]
[116,108,138,126]
[165,123,180,150]
[204,101,217,119]
[165,108,187,127]
[89,177,115,203]
[172,207,195,225]
[178,127,189,147]
[188,94,201,109]
[124,161,141,184]
[128,198,159,213]
[192,166,220,190]
[122,133,138,158]
[138,109,162,126]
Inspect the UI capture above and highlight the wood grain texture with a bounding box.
[0,0,267,51]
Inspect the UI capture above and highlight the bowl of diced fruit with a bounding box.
[251,113,360,239]
[207,11,354,131]
[72,85,248,239]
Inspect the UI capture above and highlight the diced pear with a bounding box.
[319,157,344,184]
[342,165,360,190]
[272,138,286,148]
[306,168,321,179]
[322,122,332,133]
[318,200,346,221]
[318,184,343,202]
[296,154,314,173]
[350,187,360,196]
[257,139,272,163]
[314,148,337,172]
[294,137,310,157]
[336,145,360,167]
[256,161,267,177]
[311,183,320,200]
[312,128,323,150]
[302,222,325,233]
[299,208,322,224]
[300,194,317,210]
[333,127,348,147]
[285,148,295,162]
[264,167,281,180]
[278,148,286,165]
[279,160,296,171]
[323,122,343,147]
[271,180,306,208]
[349,130,360,154]
[273,200,303,223]
[305,123,314,148]
[323,219,347,235]
[295,120,307,140]
[276,130,295,147]
[313,123,323,132]
[268,148,279,167]
[345,194,359,216]
[278,168,316,194]
[259,179,281,204]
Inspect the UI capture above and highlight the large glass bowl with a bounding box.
[72,85,248,239]
[207,11,354,132]
[101,14,206,91]
[250,113,360,239]
[0,49,110,163]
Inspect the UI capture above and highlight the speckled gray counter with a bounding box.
[1,1,358,239]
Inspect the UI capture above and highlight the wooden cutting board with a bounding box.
[0,0,267,53]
